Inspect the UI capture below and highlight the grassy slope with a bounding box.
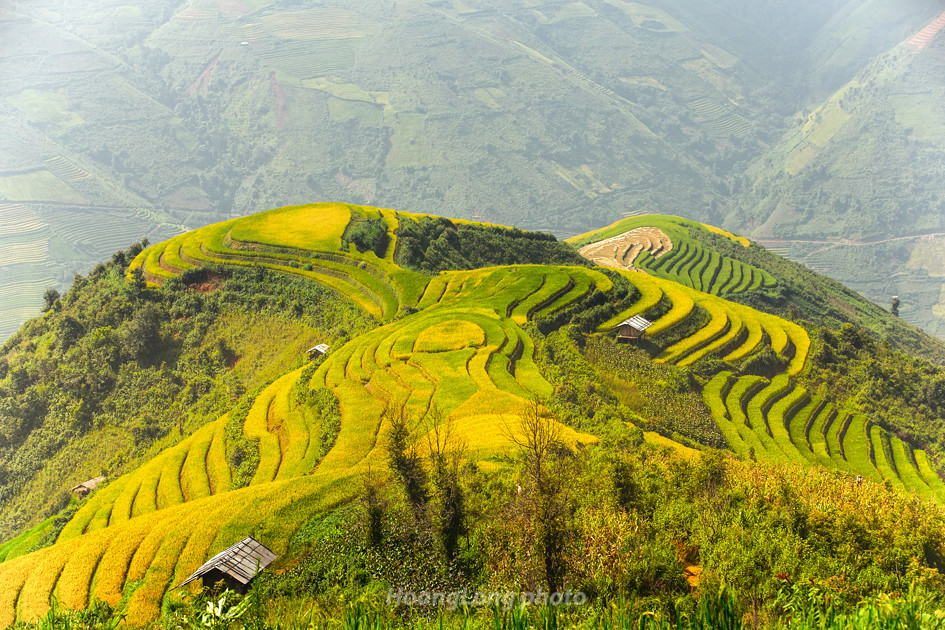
[0,204,940,624]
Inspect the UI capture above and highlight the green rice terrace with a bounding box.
[1,203,945,627]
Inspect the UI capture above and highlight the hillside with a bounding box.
[733,9,945,338]
[3,204,945,626]
[3,0,945,341]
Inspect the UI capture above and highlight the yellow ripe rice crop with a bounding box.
[367,367,411,403]
[513,329,554,398]
[180,423,216,501]
[676,301,737,365]
[92,518,152,605]
[274,372,312,480]
[642,431,701,460]
[108,478,143,527]
[17,544,70,621]
[244,383,285,485]
[782,320,811,376]
[169,493,259,599]
[416,275,449,310]
[646,281,694,335]
[0,554,34,627]
[597,270,664,331]
[660,300,728,364]
[125,511,180,586]
[723,306,764,362]
[156,443,188,510]
[413,319,485,352]
[701,222,751,247]
[54,528,113,611]
[86,503,113,532]
[125,505,209,626]
[228,203,350,252]
[758,312,789,354]
[57,478,125,541]
[466,346,497,393]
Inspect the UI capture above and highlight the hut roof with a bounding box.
[70,476,105,493]
[307,343,330,355]
[175,537,277,589]
[616,315,652,331]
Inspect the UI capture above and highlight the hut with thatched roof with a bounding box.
[614,315,652,341]
[175,537,277,594]
[70,476,105,497]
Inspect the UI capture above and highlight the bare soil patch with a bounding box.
[578,227,672,270]
[187,272,228,293]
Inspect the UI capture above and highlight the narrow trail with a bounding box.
[756,230,945,248]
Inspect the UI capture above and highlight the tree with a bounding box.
[123,305,162,362]
[386,401,428,518]
[506,398,573,593]
[891,295,900,317]
[42,288,60,313]
[361,469,388,548]
[55,315,84,352]
[425,406,467,562]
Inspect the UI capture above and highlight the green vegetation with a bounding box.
[397,215,589,274]
[4,204,945,629]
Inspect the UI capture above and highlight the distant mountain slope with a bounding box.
[734,12,945,337]
[3,0,943,340]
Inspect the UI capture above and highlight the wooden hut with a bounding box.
[306,343,330,357]
[71,476,105,497]
[175,537,277,594]
[614,315,652,341]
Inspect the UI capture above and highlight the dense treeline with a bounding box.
[0,248,371,540]
[396,216,589,273]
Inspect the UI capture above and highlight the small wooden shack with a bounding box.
[614,315,652,341]
[175,537,277,594]
[306,343,330,357]
[71,476,105,497]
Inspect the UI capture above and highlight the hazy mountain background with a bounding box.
[1,0,944,340]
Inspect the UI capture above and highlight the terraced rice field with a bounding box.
[600,270,808,375]
[569,215,774,296]
[42,208,157,257]
[130,203,428,322]
[704,372,942,500]
[0,203,47,237]
[0,204,826,624]
[42,156,90,182]
[0,263,611,625]
[908,9,945,50]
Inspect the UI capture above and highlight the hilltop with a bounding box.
[3,204,945,626]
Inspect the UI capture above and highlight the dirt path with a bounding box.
[756,230,945,249]
[270,71,289,131]
[187,53,221,96]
